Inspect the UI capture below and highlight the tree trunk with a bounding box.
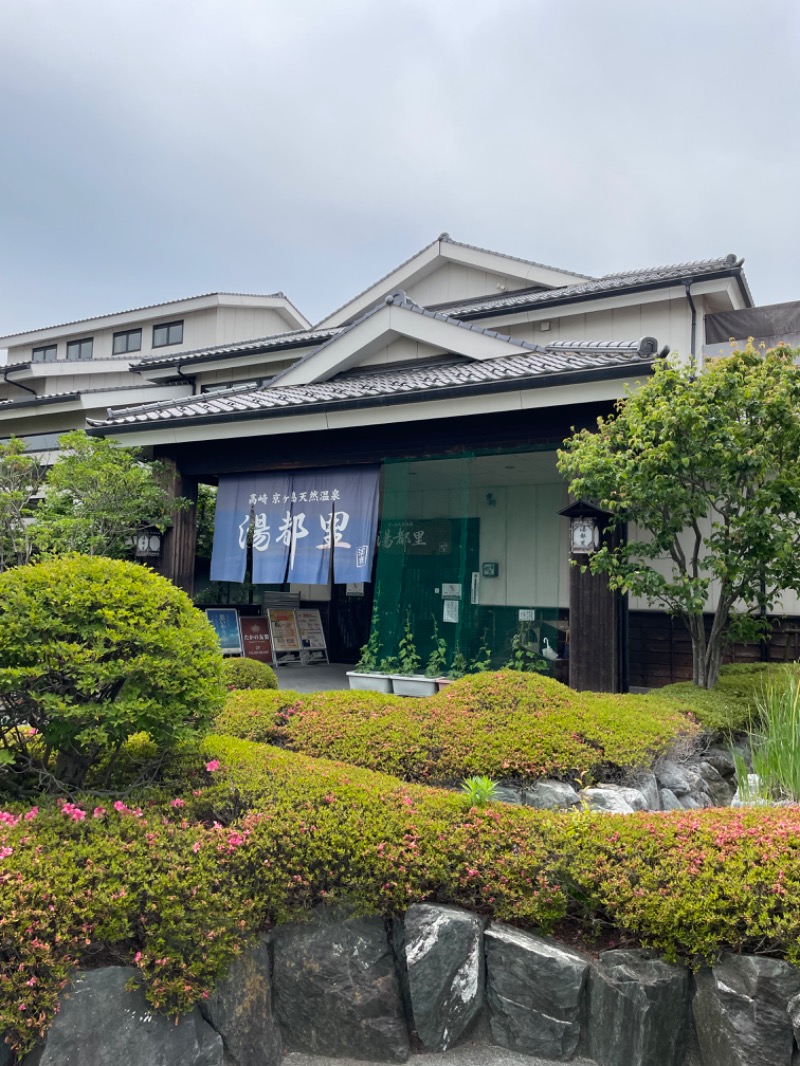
[53,747,92,789]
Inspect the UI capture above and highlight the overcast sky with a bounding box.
[1,0,798,339]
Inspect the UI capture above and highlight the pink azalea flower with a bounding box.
[170,798,185,808]
[24,807,38,821]
[93,807,106,819]
[205,760,220,773]
[0,846,12,860]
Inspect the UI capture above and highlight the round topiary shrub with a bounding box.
[221,656,278,691]
[0,555,225,789]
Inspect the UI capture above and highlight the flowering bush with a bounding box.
[215,671,694,783]
[3,736,800,1054]
[221,657,278,692]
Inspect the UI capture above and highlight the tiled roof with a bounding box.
[137,326,341,369]
[439,255,748,318]
[269,291,547,385]
[0,292,301,342]
[90,338,661,430]
[315,233,594,326]
[0,382,174,411]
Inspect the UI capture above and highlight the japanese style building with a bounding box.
[77,234,770,690]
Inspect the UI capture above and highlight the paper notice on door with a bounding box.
[443,599,459,624]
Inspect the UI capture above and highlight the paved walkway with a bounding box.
[275,662,352,693]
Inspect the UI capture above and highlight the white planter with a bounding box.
[346,671,393,694]
[390,675,439,698]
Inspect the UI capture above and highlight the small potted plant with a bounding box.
[425,620,451,692]
[391,611,438,697]
[346,626,393,693]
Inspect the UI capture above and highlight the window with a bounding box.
[112,328,142,355]
[152,320,183,348]
[66,338,93,361]
[32,345,57,363]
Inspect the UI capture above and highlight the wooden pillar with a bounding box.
[158,461,198,596]
[568,555,620,692]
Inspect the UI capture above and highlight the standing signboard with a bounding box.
[205,608,243,656]
[267,608,302,665]
[295,608,329,664]
[239,616,274,664]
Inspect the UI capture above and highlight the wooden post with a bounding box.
[568,554,620,692]
[158,461,198,595]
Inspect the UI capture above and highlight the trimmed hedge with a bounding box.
[221,657,278,692]
[3,737,800,1054]
[652,662,800,734]
[215,671,694,783]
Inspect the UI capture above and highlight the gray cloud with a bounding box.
[1,0,798,334]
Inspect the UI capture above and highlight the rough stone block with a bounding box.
[273,912,409,1062]
[201,935,281,1066]
[525,780,581,810]
[693,952,800,1066]
[21,967,222,1066]
[585,949,689,1066]
[485,922,589,1061]
[395,903,484,1051]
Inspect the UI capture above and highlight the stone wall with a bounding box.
[17,905,800,1066]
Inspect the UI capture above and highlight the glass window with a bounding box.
[66,338,93,361]
[152,320,183,348]
[113,329,142,355]
[32,345,57,363]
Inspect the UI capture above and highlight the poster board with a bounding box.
[266,608,302,665]
[239,616,274,664]
[205,608,243,656]
[295,608,329,664]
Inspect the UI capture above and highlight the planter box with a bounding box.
[435,677,455,692]
[390,675,439,698]
[346,671,393,694]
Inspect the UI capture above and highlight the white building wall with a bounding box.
[405,262,540,307]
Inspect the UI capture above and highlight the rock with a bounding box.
[732,773,772,807]
[580,793,635,814]
[485,922,589,1061]
[655,759,695,795]
[679,792,712,810]
[525,780,581,810]
[659,788,683,811]
[585,949,690,1066]
[702,748,737,778]
[627,771,660,811]
[395,904,484,1051]
[21,966,222,1066]
[698,761,736,806]
[693,952,800,1066]
[492,785,525,806]
[201,935,281,1066]
[272,912,409,1062]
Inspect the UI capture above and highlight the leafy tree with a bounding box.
[0,438,45,572]
[557,344,800,689]
[32,430,185,558]
[0,555,224,790]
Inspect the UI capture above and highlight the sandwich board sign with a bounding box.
[205,608,243,656]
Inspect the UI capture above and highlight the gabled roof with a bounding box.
[136,326,340,371]
[0,292,311,347]
[438,254,752,319]
[89,337,663,434]
[273,292,547,387]
[315,234,595,329]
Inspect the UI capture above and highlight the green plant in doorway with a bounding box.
[424,619,449,678]
[506,631,548,674]
[355,628,382,673]
[397,610,422,676]
[470,631,492,673]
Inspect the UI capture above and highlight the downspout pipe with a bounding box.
[684,280,697,359]
[175,364,196,394]
[2,366,37,397]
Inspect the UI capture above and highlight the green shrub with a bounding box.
[217,671,694,783]
[221,657,278,691]
[213,689,301,744]
[652,662,800,734]
[734,670,800,802]
[0,555,224,790]
[4,737,800,1054]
